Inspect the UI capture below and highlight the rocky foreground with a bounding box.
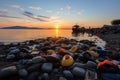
[98,33,120,51]
[0,37,120,80]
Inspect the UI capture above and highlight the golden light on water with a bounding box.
[55,24,60,37]
[55,28,59,37]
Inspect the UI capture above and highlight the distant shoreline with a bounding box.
[0,26,71,30]
[0,28,71,30]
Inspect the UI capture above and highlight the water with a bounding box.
[0,29,106,48]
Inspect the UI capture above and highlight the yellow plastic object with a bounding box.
[61,54,74,67]
[32,48,38,52]
[47,50,55,55]
[69,46,78,53]
[61,43,68,47]
[88,51,99,58]
[89,47,97,51]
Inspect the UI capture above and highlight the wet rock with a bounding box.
[86,61,97,71]
[9,47,17,51]
[71,62,86,69]
[32,56,46,64]
[63,70,73,79]
[16,64,24,70]
[59,76,67,80]
[27,64,42,72]
[69,46,78,53]
[41,63,53,73]
[40,73,49,80]
[45,53,60,62]
[19,59,32,65]
[27,72,39,80]
[9,48,20,54]
[72,67,85,78]
[0,54,6,58]
[18,69,28,77]
[20,48,30,53]
[53,68,59,74]
[6,54,15,60]
[0,66,18,78]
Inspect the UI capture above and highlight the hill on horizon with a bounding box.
[1,26,43,29]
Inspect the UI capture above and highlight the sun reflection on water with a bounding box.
[55,27,59,37]
[55,24,59,37]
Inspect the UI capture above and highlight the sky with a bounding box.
[0,0,120,28]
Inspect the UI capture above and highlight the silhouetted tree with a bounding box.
[72,25,80,32]
[111,19,120,25]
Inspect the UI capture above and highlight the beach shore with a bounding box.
[0,36,120,80]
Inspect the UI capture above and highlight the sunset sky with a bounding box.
[0,0,120,28]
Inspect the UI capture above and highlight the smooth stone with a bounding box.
[41,73,49,80]
[59,77,67,80]
[38,75,42,80]
[53,68,59,74]
[71,62,86,69]
[20,48,29,53]
[63,70,73,79]
[31,51,39,55]
[86,61,97,71]
[26,60,33,65]
[41,63,53,73]
[9,47,17,51]
[19,59,32,65]
[9,48,20,54]
[45,53,60,62]
[18,69,28,77]
[27,64,42,72]
[32,56,46,64]
[6,54,15,60]
[72,67,85,78]
[27,72,40,80]
[19,59,29,65]
[16,64,25,70]
[0,66,17,78]
[0,55,6,58]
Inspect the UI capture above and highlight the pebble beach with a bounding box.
[0,36,120,80]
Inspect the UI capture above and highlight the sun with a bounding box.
[55,24,59,29]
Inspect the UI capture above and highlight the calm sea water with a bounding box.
[0,29,106,48]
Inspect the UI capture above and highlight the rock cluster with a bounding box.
[0,37,120,80]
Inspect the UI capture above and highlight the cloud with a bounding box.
[48,16,61,23]
[77,12,82,15]
[77,9,85,15]
[38,15,50,19]
[29,6,42,10]
[23,11,48,22]
[60,8,63,11]
[0,15,21,19]
[49,16,60,20]
[0,9,21,19]
[60,8,63,10]
[66,5,71,10]
[46,10,52,13]
[0,9,8,15]
[11,5,24,11]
